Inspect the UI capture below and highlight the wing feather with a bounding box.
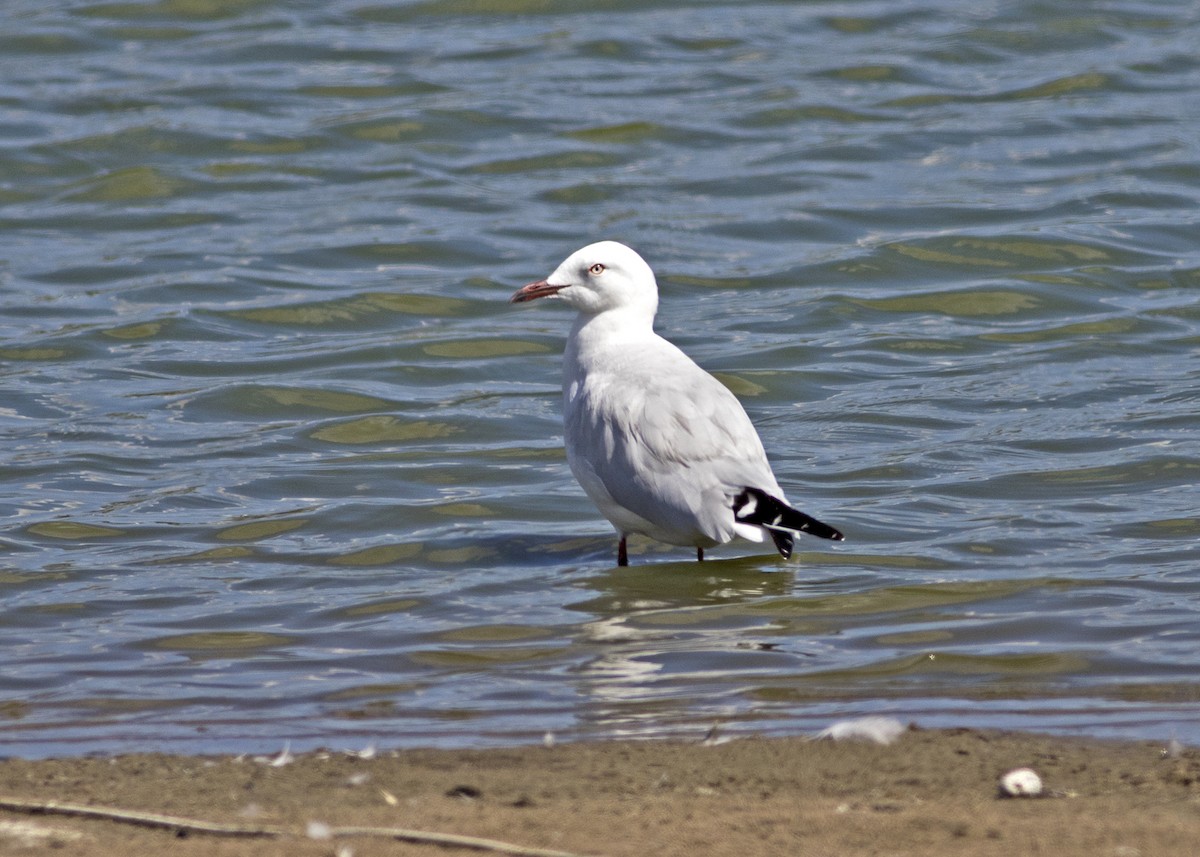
[564,335,780,545]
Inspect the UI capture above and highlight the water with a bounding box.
[1,0,1198,757]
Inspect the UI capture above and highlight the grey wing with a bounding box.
[578,360,780,543]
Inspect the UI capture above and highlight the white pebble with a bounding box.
[999,767,1042,797]
[815,716,906,746]
[306,820,332,840]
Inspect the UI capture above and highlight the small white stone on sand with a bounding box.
[815,716,906,745]
[306,820,332,840]
[999,767,1043,797]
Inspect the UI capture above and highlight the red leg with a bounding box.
[617,536,628,567]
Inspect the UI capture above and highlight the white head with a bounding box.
[510,241,659,319]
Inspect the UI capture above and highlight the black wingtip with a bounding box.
[768,528,794,559]
[800,518,844,542]
[733,487,844,557]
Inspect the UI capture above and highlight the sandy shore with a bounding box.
[0,727,1197,856]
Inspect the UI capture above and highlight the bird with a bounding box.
[510,240,843,566]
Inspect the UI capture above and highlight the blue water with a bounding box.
[1,0,1198,757]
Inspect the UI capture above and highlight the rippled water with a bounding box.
[1,1,1198,757]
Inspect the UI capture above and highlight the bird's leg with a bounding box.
[617,536,628,567]
[697,547,705,562]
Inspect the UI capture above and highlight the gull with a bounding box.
[510,241,843,566]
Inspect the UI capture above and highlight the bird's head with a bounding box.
[510,241,658,318]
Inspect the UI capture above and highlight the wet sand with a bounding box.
[1,727,1197,856]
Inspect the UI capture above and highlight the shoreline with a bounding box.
[1,726,1197,855]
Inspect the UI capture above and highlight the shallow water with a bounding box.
[1,0,1198,757]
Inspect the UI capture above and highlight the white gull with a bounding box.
[511,240,843,566]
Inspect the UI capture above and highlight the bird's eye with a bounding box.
[588,263,605,275]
